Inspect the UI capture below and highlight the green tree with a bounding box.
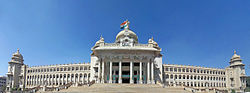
[231,89,235,93]
[0,85,6,92]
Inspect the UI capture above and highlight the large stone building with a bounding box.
[6,20,247,92]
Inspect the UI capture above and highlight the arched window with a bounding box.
[80,73,82,78]
[175,75,177,79]
[170,74,173,79]
[84,73,87,78]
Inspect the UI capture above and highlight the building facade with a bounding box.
[6,20,247,92]
[0,76,6,92]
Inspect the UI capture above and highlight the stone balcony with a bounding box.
[93,43,161,51]
[6,72,13,75]
[103,43,149,48]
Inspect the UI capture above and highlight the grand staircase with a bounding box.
[59,83,191,93]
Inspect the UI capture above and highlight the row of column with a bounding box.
[166,81,226,88]
[26,73,89,87]
[165,67,225,75]
[98,60,155,84]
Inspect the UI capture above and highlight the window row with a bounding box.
[164,67,225,75]
[165,81,226,88]
[27,73,90,79]
[27,66,90,73]
[165,74,226,81]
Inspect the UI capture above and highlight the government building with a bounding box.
[6,20,247,92]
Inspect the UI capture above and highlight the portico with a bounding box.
[97,56,155,84]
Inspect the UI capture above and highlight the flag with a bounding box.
[120,21,128,29]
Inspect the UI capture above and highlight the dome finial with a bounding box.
[99,35,104,41]
[151,36,154,40]
[17,48,20,54]
[234,49,236,54]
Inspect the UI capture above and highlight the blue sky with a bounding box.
[0,0,250,76]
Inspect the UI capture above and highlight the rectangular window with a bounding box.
[165,68,169,71]
[178,68,181,72]
[170,68,173,71]
[174,68,177,72]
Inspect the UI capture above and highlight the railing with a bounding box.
[134,44,149,47]
[104,43,119,47]
[88,80,95,86]
[103,43,150,48]
[24,85,42,92]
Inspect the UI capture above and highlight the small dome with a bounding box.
[12,48,22,57]
[116,29,138,42]
[231,50,241,60]
[232,54,240,58]
[11,48,23,63]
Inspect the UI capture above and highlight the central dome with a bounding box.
[115,29,138,43]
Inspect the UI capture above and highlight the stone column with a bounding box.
[151,62,155,84]
[74,74,76,84]
[87,74,89,83]
[55,75,58,86]
[78,74,80,85]
[70,74,72,85]
[58,75,61,85]
[102,61,105,83]
[119,61,122,83]
[41,75,43,86]
[61,74,63,85]
[109,62,113,83]
[139,62,142,84]
[130,61,134,84]
[98,60,101,83]
[66,74,68,84]
[51,75,53,86]
[147,62,150,84]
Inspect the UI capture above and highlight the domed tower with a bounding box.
[115,20,138,46]
[229,50,244,67]
[10,49,24,64]
[6,49,25,91]
[90,20,163,84]
[226,50,246,92]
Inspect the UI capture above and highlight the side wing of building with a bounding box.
[25,63,91,88]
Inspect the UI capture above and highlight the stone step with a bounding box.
[90,83,162,88]
[58,84,192,93]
